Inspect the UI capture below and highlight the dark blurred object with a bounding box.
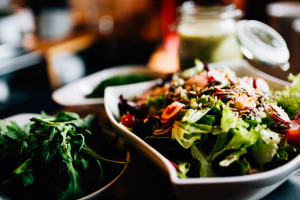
[243,0,273,22]
[266,1,300,47]
[242,0,300,23]
[26,0,69,16]
[27,0,73,39]
[266,1,300,76]
[0,58,62,119]
[77,36,158,75]
[292,18,300,74]
[75,0,162,74]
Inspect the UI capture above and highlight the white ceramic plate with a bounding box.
[1,113,129,200]
[52,65,164,106]
[104,59,300,200]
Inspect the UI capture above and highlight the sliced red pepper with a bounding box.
[160,115,177,124]
[160,101,185,123]
[286,129,300,146]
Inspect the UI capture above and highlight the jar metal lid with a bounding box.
[236,20,290,68]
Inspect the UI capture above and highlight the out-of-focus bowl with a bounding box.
[52,65,164,106]
[0,113,130,200]
[104,59,300,200]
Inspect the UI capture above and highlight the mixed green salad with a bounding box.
[118,60,300,178]
[0,111,128,200]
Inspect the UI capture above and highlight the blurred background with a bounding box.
[0,0,300,118]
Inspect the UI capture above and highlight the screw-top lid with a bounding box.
[236,20,290,69]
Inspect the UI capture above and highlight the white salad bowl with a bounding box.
[104,59,300,200]
[52,65,163,106]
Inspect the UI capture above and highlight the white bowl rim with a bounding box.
[52,64,163,106]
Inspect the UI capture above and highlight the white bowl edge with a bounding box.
[52,65,163,106]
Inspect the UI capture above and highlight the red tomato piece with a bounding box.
[286,129,300,146]
[120,113,135,128]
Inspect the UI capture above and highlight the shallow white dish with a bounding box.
[104,59,300,200]
[52,65,163,106]
[1,113,129,200]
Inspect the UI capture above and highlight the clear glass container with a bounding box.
[178,1,242,69]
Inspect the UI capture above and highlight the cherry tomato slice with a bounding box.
[120,113,135,128]
[286,129,300,146]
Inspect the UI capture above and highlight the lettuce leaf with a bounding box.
[181,59,204,78]
[191,145,215,177]
[171,121,207,149]
[207,105,259,163]
[251,127,280,166]
[182,105,214,123]
[220,104,249,133]
[272,73,300,118]
[177,161,190,178]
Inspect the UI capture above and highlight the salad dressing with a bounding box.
[178,2,242,69]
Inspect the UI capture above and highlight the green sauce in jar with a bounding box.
[179,33,227,68]
[177,2,242,70]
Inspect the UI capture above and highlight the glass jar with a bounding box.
[178,1,243,70]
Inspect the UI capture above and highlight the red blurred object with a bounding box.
[120,113,135,128]
[161,0,179,57]
[286,129,300,146]
[161,0,177,42]
[234,0,247,10]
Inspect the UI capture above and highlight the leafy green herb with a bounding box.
[146,94,168,113]
[0,112,128,200]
